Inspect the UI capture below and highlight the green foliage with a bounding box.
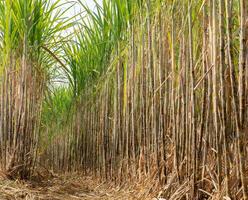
[61,0,143,97]
[41,87,73,137]
[0,0,74,74]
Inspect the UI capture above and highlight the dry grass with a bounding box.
[0,158,246,200]
[0,171,157,200]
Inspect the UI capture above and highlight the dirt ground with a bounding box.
[0,172,156,200]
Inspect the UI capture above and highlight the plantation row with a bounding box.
[0,0,248,199]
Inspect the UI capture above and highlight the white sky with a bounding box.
[59,0,102,17]
[53,0,102,36]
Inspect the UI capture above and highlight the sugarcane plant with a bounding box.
[1,0,248,199]
[43,0,248,199]
[0,0,73,179]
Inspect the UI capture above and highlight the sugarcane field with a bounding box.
[0,0,248,199]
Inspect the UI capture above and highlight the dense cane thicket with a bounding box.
[0,0,73,179]
[1,0,248,199]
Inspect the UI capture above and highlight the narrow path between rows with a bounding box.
[0,172,151,200]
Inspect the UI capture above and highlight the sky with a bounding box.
[52,0,102,36]
[59,0,102,18]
